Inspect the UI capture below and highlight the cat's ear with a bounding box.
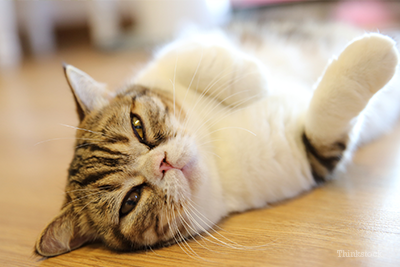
[35,205,94,257]
[63,64,114,121]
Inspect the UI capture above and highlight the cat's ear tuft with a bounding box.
[63,64,114,122]
[35,205,93,257]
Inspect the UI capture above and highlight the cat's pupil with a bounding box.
[127,196,137,205]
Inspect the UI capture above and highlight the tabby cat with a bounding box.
[35,23,400,257]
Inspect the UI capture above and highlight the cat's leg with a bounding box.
[137,33,269,107]
[303,33,399,183]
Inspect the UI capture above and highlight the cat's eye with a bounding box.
[120,187,142,216]
[131,115,144,140]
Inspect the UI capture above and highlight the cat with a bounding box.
[35,22,400,257]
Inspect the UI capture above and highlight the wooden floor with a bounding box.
[1,39,400,267]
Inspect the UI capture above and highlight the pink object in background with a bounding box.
[333,0,394,29]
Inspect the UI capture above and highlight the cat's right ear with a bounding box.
[63,64,114,122]
[35,204,94,257]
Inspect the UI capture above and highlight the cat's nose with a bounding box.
[159,160,173,173]
[152,152,179,179]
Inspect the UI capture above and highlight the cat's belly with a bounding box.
[212,96,316,213]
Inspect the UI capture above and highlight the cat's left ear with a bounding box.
[63,64,114,122]
[35,204,95,257]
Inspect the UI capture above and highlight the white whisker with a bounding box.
[34,137,102,146]
[166,204,198,259]
[184,68,260,132]
[194,94,260,143]
[75,141,107,149]
[182,67,239,130]
[173,55,178,117]
[185,200,269,250]
[59,123,117,141]
[208,126,256,137]
[178,50,204,122]
[171,205,204,260]
[178,204,224,257]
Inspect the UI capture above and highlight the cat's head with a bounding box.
[35,65,224,257]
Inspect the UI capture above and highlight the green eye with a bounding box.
[132,116,144,140]
[120,188,141,216]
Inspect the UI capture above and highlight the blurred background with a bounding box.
[2,0,400,70]
[2,1,400,265]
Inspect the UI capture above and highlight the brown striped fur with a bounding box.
[35,85,193,256]
[302,133,347,183]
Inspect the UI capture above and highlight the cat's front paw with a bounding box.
[305,33,399,148]
[152,33,269,108]
[336,33,398,95]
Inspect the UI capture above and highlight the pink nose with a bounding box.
[160,160,174,173]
